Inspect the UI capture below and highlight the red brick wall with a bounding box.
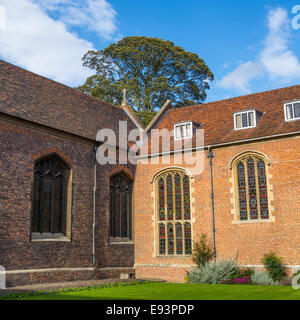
[0,120,135,285]
[134,135,300,282]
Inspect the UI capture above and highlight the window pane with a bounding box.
[183,176,191,220]
[159,224,166,255]
[294,103,300,118]
[184,223,192,255]
[257,160,269,219]
[176,223,183,255]
[248,112,255,126]
[236,114,242,129]
[242,113,248,127]
[166,175,174,220]
[175,126,181,139]
[237,162,247,220]
[286,104,293,120]
[167,223,174,255]
[158,178,165,221]
[247,158,258,220]
[175,174,182,220]
[186,124,192,137]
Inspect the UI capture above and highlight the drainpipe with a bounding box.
[207,147,217,264]
[92,146,98,278]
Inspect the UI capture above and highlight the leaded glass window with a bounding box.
[235,154,270,221]
[32,156,69,235]
[156,171,192,255]
[110,174,133,239]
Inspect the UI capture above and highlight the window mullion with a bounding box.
[164,177,168,255]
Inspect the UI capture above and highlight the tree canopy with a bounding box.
[77,36,214,126]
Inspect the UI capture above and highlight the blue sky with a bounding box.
[0,0,300,103]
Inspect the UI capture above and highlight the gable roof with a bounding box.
[143,84,300,155]
[0,60,138,141]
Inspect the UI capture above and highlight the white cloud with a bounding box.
[36,0,118,40]
[218,7,300,93]
[0,0,118,86]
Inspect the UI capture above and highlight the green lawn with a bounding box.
[7,282,300,300]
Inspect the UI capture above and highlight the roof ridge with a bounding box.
[173,84,300,111]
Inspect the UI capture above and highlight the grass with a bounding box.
[4,282,300,300]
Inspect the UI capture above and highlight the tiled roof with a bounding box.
[0,60,138,141]
[144,84,300,154]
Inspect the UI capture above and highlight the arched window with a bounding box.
[156,170,192,256]
[234,153,270,221]
[32,155,70,236]
[110,174,133,240]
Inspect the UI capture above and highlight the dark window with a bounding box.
[110,174,133,239]
[32,156,69,235]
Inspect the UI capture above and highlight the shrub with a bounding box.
[189,260,238,284]
[192,233,214,268]
[232,267,255,279]
[252,270,277,286]
[262,252,287,282]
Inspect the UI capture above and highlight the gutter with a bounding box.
[207,148,217,263]
[92,146,97,278]
[136,129,300,160]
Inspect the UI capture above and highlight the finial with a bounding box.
[122,88,127,106]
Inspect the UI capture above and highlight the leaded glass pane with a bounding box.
[247,158,258,220]
[258,160,269,219]
[294,103,300,118]
[235,114,242,129]
[167,175,173,220]
[286,104,293,119]
[159,224,166,255]
[167,223,174,255]
[183,176,191,220]
[184,223,192,255]
[242,113,248,127]
[176,223,183,255]
[248,112,255,126]
[237,162,247,220]
[158,178,165,221]
[175,174,182,220]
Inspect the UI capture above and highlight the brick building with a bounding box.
[134,85,300,282]
[0,60,139,286]
[1,59,300,285]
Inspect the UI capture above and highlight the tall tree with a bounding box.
[77,36,214,126]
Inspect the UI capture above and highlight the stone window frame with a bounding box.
[230,151,275,224]
[31,153,73,242]
[151,167,195,257]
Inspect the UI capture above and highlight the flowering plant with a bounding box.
[221,276,252,285]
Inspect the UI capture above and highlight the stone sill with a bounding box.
[232,218,275,225]
[109,237,134,245]
[31,233,71,242]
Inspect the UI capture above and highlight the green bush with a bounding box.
[189,260,238,284]
[262,252,287,282]
[252,270,277,286]
[192,234,213,267]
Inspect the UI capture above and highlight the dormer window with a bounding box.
[174,122,193,140]
[234,110,257,130]
[284,101,300,121]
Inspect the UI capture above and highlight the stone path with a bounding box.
[0,279,140,296]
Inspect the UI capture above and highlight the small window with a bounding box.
[234,110,256,130]
[284,101,300,121]
[174,122,193,140]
